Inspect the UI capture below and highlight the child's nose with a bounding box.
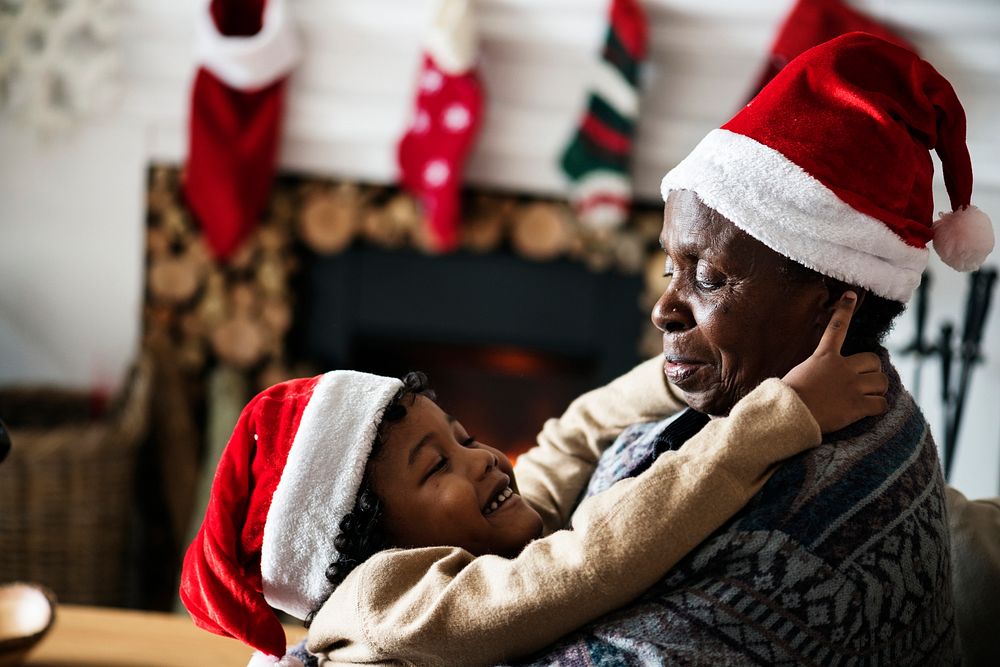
[465,446,497,478]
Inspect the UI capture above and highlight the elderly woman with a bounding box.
[289,33,994,667]
[514,33,993,666]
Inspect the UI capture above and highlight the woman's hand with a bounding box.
[782,292,889,433]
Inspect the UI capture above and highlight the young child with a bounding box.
[181,293,886,666]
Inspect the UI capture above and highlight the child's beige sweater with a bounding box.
[307,358,821,666]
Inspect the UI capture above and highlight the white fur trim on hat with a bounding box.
[425,0,478,74]
[260,371,403,619]
[194,0,301,90]
[660,129,928,303]
[247,651,304,667]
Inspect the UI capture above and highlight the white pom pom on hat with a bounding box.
[933,206,995,272]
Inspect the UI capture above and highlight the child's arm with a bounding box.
[516,355,687,534]
[307,379,818,667]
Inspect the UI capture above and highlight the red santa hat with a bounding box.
[661,32,994,303]
[180,371,403,665]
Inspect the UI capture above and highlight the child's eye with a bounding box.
[461,435,477,447]
[423,456,448,482]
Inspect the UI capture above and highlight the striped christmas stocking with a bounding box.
[560,0,647,230]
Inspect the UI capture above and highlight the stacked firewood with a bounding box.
[296,181,662,273]
[143,166,669,381]
[144,167,299,388]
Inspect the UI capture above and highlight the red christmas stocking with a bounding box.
[184,0,300,261]
[397,0,483,252]
[749,0,916,98]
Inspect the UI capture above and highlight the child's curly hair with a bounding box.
[304,370,435,627]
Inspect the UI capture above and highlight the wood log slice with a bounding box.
[230,283,258,318]
[148,253,202,304]
[146,187,173,216]
[228,239,257,270]
[510,203,570,261]
[210,316,266,369]
[362,200,413,249]
[258,226,286,253]
[261,299,292,335]
[146,227,170,257]
[298,191,358,254]
[161,207,190,240]
[461,200,508,253]
[197,274,228,329]
[269,190,296,227]
[460,216,504,253]
[256,256,286,296]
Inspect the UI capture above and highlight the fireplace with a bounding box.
[298,245,646,458]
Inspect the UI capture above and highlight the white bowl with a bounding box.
[0,583,56,666]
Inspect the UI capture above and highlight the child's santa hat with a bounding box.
[662,32,994,303]
[180,371,403,666]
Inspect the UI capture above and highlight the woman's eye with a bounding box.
[461,435,477,447]
[662,256,675,278]
[695,279,723,291]
[695,264,725,291]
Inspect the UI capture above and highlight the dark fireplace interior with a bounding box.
[298,245,646,458]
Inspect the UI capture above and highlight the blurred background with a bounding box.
[0,0,997,615]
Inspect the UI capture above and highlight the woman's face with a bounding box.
[369,395,543,557]
[653,190,830,416]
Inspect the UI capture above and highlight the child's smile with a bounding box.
[370,395,544,558]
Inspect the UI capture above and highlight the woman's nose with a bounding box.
[651,286,693,333]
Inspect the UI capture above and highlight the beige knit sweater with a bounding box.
[307,358,821,666]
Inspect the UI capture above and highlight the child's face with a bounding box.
[369,395,544,557]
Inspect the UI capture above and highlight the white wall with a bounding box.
[1,0,998,495]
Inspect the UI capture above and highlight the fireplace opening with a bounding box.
[298,244,647,459]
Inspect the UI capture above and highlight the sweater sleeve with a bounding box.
[307,379,821,667]
[516,355,686,534]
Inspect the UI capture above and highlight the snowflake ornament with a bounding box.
[0,0,122,133]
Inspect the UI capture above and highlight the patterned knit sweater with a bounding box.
[508,356,959,666]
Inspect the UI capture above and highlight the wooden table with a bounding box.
[23,605,306,666]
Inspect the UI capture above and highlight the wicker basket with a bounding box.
[0,357,151,606]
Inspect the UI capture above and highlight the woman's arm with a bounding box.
[516,356,686,534]
[307,378,819,667]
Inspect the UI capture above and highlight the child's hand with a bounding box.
[782,292,889,433]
